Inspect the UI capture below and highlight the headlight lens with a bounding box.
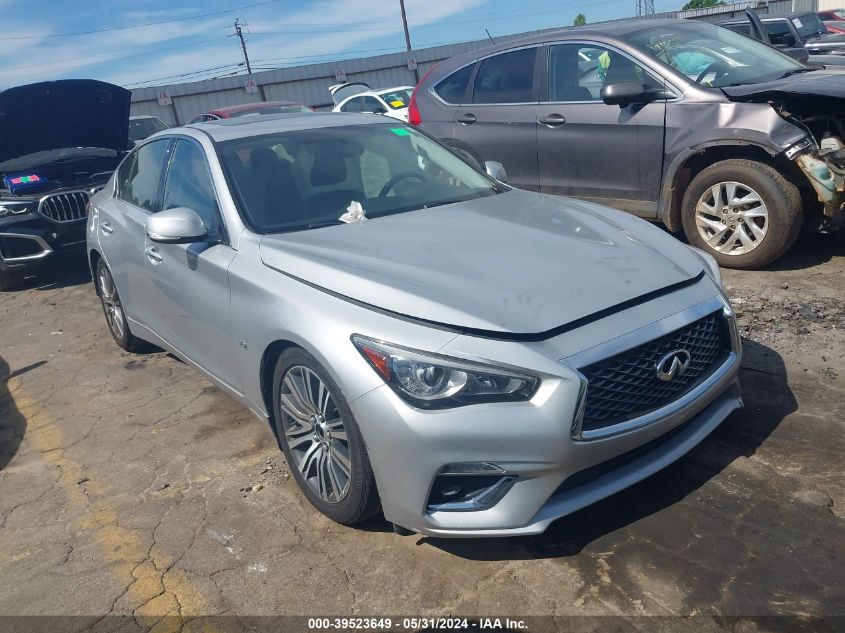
[0,201,35,217]
[689,246,722,288]
[351,335,539,409]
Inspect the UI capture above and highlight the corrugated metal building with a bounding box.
[130,0,818,126]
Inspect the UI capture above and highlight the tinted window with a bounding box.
[341,97,362,112]
[472,48,537,104]
[724,23,751,35]
[792,14,826,38]
[162,140,220,233]
[362,96,383,113]
[766,21,797,46]
[128,118,167,142]
[118,139,170,212]
[548,44,659,101]
[434,64,474,103]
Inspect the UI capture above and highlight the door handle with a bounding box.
[539,113,566,127]
[101,222,114,235]
[456,113,476,125]
[145,246,163,265]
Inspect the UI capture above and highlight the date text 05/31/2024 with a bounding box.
[307,618,529,630]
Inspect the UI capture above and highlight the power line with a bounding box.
[0,0,284,40]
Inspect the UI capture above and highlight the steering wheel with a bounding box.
[695,61,728,86]
[379,172,426,197]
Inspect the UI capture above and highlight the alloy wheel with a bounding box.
[279,365,351,504]
[99,267,125,340]
[694,181,769,256]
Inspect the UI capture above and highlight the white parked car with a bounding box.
[330,82,414,121]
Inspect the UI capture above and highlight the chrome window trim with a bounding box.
[0,232,53,263]
[562,294,738,441]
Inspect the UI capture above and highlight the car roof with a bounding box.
[188,112,390,142]
[208,100,307,116]
[721,11,813,23]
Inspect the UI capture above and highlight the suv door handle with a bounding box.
[539,113,566,127]
[456,113,476,125]
[101,222,114,235]
[145,246,163,265]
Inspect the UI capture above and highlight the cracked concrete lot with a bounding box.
[0,234,843,633]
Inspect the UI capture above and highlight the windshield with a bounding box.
[623,21,808,88]
[228,105,312,118]
[220,124,500,233]
[0,147,119,172]
[377,89,412,110]
[128,118,167,141]
[792,13,827,38]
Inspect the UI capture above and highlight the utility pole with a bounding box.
[635,0,655,16]
[398,0,419,83]
[234,18,267,101]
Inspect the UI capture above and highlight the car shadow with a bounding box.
[418,338,795,560]
[766,231,845,271]
[0,355,30,471]
[1,254,92,293]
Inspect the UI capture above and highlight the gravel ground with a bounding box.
[0,233,843,633]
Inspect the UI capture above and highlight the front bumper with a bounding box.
[349,295,742,538]
[0,214,87,273]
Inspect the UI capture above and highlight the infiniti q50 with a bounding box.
[87,113,742,537]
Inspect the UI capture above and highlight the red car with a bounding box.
[188,100,313,124]
[818,9,845,33]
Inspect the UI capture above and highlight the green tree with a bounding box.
[573,12,587,26]
[682,0,725,9]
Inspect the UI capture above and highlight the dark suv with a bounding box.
[410,18,845,268]
[0,80,130,289]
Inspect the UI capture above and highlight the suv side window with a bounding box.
[362,96,383,113]
[766,21,797,46]
[341,97,362,113]
[548,44,660,101]
[161,139,221,235]
[117,139,170,212]
[472,48,537,104]
[434,64,475,104]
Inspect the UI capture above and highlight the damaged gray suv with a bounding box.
[410,18,845,268]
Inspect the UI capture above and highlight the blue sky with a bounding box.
[0,0,684,89]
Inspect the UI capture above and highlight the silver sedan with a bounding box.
[87,113,742,537]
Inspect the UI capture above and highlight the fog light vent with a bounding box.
[426,471,516,513]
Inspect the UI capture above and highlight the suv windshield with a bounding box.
[221,124,500,233]
[624,20,808,87]
[792,13,827,38]
[128,118,167,142]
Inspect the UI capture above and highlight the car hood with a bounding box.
[721,69,845,100]
[0,80,130,164]
[259,191,705,336]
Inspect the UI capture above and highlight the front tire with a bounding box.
[96,259,145,352]
[272,347,380,525]
[681,159,803,269]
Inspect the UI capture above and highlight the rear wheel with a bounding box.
[96,259,145,352]
[272,347,380,525]
[681,159,803,269]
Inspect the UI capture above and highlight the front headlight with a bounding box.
[688,246,722,288]
[351,335,539,409]
[0,201,35,217]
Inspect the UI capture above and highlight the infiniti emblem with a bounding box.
[655,349,692,382]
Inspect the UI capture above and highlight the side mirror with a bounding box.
[146,207,208,243]
[485,161,508,184]
[601,81,649,107]
[372,106,387,115]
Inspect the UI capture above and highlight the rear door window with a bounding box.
[765,21,797,46]
[434,64,475,104]
[117,139,170,212]
[472,48,537,104]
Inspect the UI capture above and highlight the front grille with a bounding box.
[578,311,728,433]
[38,191,89,223]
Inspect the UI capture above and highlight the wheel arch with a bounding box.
[89,248,103,295]
[259,339,301,436]
[658,142,804,232]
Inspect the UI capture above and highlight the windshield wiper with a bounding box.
[777,68,816,79]
[273,219,342,233]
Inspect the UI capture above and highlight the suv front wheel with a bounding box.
[681,159,803,269]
